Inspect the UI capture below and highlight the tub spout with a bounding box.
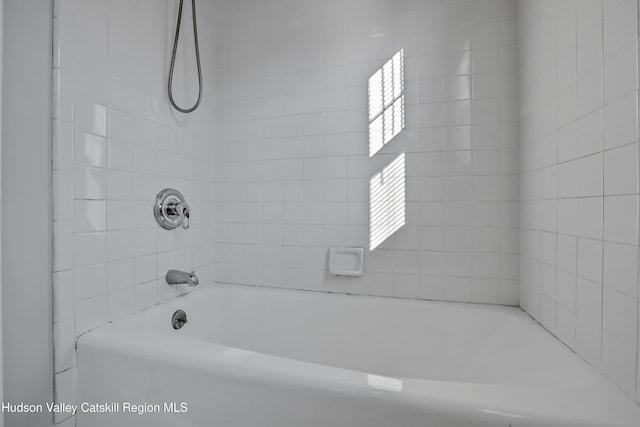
[166,269,199,287]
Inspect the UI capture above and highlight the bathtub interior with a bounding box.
[102,285,625,391]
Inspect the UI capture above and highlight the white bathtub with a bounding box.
[76,284,640,427]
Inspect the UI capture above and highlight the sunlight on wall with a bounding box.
[369,153,406,250]
[368,49,406,250]
[368,49,405,157]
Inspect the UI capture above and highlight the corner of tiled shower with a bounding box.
[518,0,640,404]
[49,1,640,425]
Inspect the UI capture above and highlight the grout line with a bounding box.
[571,8,579,345]
[636,0,640,402]
[599,0,605,372]
[552,0,560,335]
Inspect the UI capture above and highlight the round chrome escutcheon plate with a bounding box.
[154,188,187,230]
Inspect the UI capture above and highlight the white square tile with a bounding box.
[557,49,577,91]
[555,304,576,348]
[76,294,108,334]
[471,278,500,304]
[556,269,577,311]
[76,0,108,40]
[445,252,472,277]
[134,280,158,311]
[135,118,156,147]
[75,263,107,301]
[74,232,107,267]
[603,241,638,297]
[394,250,420,275]
[558,122,578,163]
[476,202,502,227]
[74,200,106,232]
[135,254,158,285]
[603,287,638,348]
[604,92,638,150]
[107,170,136,200]
[107,287,134,321]
[54,368,76,423]
[558,161,578,198]
[445,276,472,302]
[417,274,444,301]
[53,270,74,323]
[75,101,107,136]
[557,234,577,274]
[473,253,500,278]
[603,0,638,57]
[108,258,134,292]
[601,334,637,396]
[53,171,74,221]
[577,153,603,197]
[576,278,603,366]
[603,195,638,245]
[558,198,578,236]
[394,274,421,298]
[577,197,602,240]
[473,227,500,253]
[604,143,638,195]
[603,39,638,104]
[108,139,135,171]
[107,230,135,262]
[577,238,603,283]
[539,295,556,331]
[577,108,602,157]
[74,132,107,167]
[107,200,134,230]
[638,321,640,402]
[444,151,473,176]
[134,144,157,175]
[577,18,602,77]
[157,126,178,152]
[74,166,106,200]
[53,119,74,171]
[108,108,135,142]
[53,221,74,272]
[53,319,76,373]
[578,66,602,116]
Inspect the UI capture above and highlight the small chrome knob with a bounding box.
[172,310,187,330]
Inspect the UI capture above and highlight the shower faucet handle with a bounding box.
[177,202,191,230]
[154,188,192,231]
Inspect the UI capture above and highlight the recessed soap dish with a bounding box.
[328,247,364,277]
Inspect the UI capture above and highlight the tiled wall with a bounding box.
[518,0,640,402]
[51,0,219,424]
[213,0,520,304]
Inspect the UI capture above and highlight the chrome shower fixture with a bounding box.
[154,188,191,230]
